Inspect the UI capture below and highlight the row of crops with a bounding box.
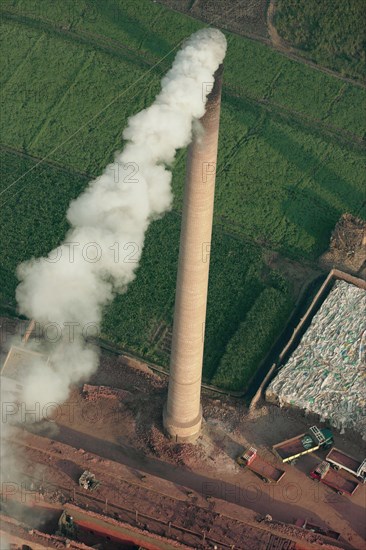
[1,17,364,261]
[1,2,366,139]
[274,0,366,81]
[0,148,292,389]
[0,2,365,391]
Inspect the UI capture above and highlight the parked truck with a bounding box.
[326,447,366,483]
[310,461,359,496]
[237,447,286,483]
[293,518,340,540]
[57,511,77,538]
[273,426,333,464]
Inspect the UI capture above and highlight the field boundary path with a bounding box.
[266,0,365,89]
[1,9,364,154]
[155,0,366,90]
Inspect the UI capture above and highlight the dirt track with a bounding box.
[1,318,365,548]
[3,430,311,549]
[8,352,362,550]
[156,0,365,90]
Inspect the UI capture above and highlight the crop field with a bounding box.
[274,0,366,81]
[2,1,366,136]
[156,0,270,40]
[0,148,289,387]
[213,287,293,390]
[0,1,365,391]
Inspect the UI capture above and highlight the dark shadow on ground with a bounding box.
[46,423,363,542]
[56,458,83,484]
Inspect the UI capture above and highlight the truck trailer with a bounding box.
[293,518,340,540]
[326,447,366,483]
[310,461,359,496]
[273,426,333,464]
[237,447,286,483]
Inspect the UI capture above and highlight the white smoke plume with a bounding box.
[14,29,227,409]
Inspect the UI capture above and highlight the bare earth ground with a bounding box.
[3,352,363,549]
[1,224,365,549]
[1,225,365,549]
[319,214,366,277]
[2,430,317,549]
[156,0,270,40]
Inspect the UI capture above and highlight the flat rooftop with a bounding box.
[266,279,366,439]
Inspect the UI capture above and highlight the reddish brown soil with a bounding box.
[2,352,362,549]
[3,427,350,550]
[1,318,365,548]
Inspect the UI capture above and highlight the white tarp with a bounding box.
[266,280,366,439]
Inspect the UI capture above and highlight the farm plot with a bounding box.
[268,64,343,119]
[0,148,289,385]
[1,20,364,261]
[101,212,274,382]
[1,1,365,137]
[213,286,293,391]
[326,84,366,138]
[0,3,365,391]
[212,104,366,259]
[0,17,42,87]
[0,18,161,175]
[274,0,366,81]
[0,149,89,303]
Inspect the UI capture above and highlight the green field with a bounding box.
[0,148,291,387]
[274,0,366,82]
[0,1,365,391]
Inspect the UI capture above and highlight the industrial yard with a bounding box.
[1,316,366,548]
[1,1,365,549]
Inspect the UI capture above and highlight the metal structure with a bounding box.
[163,65,223,442]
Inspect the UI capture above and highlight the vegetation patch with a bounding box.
[213,287,293,390]
[0,1,365,391]
[274,0,366,81]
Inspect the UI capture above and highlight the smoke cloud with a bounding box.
[14,29,227,409]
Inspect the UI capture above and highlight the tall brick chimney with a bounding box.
[163,66,223,442]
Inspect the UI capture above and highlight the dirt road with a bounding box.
[47,422,365,548]
[19,362,365,550]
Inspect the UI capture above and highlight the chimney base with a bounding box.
[163,404,202,443]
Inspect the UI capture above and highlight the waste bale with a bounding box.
[266,280,366,439]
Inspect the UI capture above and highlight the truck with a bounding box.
[310,461,359,496]
[237,447,286,483]
[293,518,340,540]
[273,425,333,464]
[326,447,366,483]
[57,510,77,538]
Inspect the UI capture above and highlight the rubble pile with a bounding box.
[267,280,366,438]
[145,424,205,466]
[82,383,132,402]
[319,213,366,273]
